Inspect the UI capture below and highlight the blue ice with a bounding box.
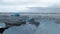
[0,22,6,28]
[3,24,36,34]
[35,19,60,34]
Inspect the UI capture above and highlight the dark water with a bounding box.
[21,14,60,18]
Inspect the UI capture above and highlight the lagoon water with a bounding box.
[1,13,60,34]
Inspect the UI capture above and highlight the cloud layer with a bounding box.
[0,0,60,12]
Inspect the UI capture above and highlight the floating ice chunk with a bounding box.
[3,24,36,34]
[0,22,6,28]
[35,19,60,34]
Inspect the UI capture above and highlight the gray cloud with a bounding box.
[23,6,60,13]
[0,0,60,12]
[0,0,38,5]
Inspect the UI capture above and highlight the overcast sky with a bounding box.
[0,0,60,12]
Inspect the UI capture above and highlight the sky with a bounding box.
[0,0,60,12]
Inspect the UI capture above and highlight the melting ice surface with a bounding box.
[3,19,60,34]
[3,24,36,34]
[35,19,60,34]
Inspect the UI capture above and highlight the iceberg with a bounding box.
[3,24,36,34]
[35,19,60,34]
